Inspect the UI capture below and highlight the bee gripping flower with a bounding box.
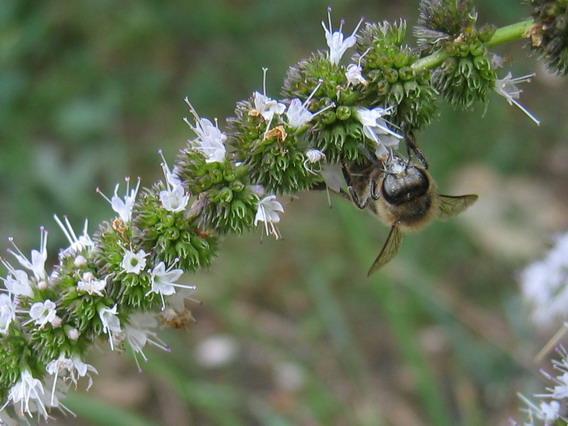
[97,177,141,223]
[254,195,285,239]
[322,8,363,65]
[121,249,148,275]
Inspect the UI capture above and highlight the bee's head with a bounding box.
[381,164,430,205]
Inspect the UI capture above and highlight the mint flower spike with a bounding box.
[322,7,363,65]
[53,215,94,259]
[494,72,541,126]
[7,227,48,283]
[96,177,141,223]
[183,98,227,163]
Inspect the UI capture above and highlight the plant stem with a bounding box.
[411,18,535,72]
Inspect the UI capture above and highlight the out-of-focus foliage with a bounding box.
[1,0,567,424]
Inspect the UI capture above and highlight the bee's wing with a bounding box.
[367,225,403,276]
[437,194,478,220]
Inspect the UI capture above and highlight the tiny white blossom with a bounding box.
[46,354,98,404]
[321,8,363,65]
[77,273,107,297]
[53,215,94,258]
[97,177,140,223]
[253,68,286,123]
[254,195,284,239]
[184,98,227,163]
[495,72,540,126]
[121,249,148,275]
[124,313,170,371]
[521,231,568,328]
[345,64,367,86]
[0,293,16,334]
[98,304,121,351]
[355,107,403,159]
[28,299,57,328]
[1,370,47,419]
[7,227,48,282]
[147,262,196,310]
[303,149,326,174]
[158,151,190,212]
[0,260,33,297]
[286,80,336,129]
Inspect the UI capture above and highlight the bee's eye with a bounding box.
[381,167,429,205]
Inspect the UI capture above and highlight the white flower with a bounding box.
[97,177,140,223]
[521,231,568,328]
[254,195,284,239]
[147,262,196,309]
[1,370,47,419]
[184,98,227,163]
[355,107,403,159]
[158,152,189,212]
[0,293,16,334]
[495,72,540,126]
[98,304,121,351]
[321,8,363,65]
[286,80,336,129]
[46,354,98,404]
[346,64,367,86]
[77,273,107,296]
[53,215,94,259]
[121,249,148,275]
[254,92,286,122]
[7,227,48,282]
[303,149,326,174]
[252,68,286,122]
[0,260,33,297]
[28,299,57,328]
[124,313,170,370]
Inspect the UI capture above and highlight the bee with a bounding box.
[341,155,478,276]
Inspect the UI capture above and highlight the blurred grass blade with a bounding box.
[65,393,158,426]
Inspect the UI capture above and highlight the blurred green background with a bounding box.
[1,0,568,425]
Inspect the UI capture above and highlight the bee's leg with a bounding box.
[370,178,381,200]
[341,162,369,209]
[405,133,429,169]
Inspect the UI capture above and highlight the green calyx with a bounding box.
[357,21,438,131]
[530,0,568,74]
[230,100,323,193]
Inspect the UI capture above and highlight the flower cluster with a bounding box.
[0,2,563,422]
[515,347,568,425]
[520,231,568,329]
[530,0,568,75]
